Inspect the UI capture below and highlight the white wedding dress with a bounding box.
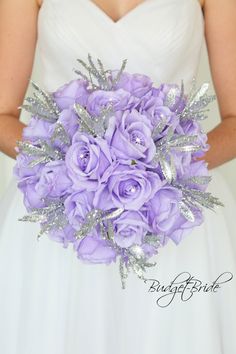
[0,0,236,353]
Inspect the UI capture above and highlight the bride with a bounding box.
[0,0,236,353]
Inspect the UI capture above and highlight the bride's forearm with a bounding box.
[199,116,236,170]
[0,114,26,160]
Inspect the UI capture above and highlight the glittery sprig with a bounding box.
[19,80,60,122]
[18,199,68,240]
[172,181,224,222]
[74,53,128,90]
[178,79,216,121]
[16,139,64,167]
[73,102,114,137]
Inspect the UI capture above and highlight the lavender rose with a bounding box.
[35,160,72,199]
[111,70,153,98]
[153,83,187,113]
[113,210,150,248]
[105,108,156,165]
[48,224,76,249]
[147,186,203,245]
[93,164,163,211]
[18,176,45,210]
[65,132,112,191]
[64,190,95,230]
[13,154,45,210]
[74,235,117,264]
[56,107,80,139]
[53,79,90,110]
[22,116,53,142]
[86,88,139,116]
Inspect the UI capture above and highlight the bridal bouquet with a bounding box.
[14,54,223,289]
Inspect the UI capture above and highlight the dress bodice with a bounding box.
[36,0,204,92]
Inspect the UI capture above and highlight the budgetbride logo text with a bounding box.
[144,271,233,308]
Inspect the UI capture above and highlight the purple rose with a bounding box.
[113,210,150,248]
[147,186,203,245]
[86,88,139,116]
[13,153,43,180]
[64,190,95,230]
[18,176,45,211]
[53,79,90,110]
[48,224,76,249]
[178,119,209,158]
[178,160,209,191]
[22,116,53,142]
[93,164,163,211]
[105,109,156,165]
[57,107,80,138]
[154,83,187,113]
[35,160,72,198]
[14,154,45,210]
[74,235,117,264]
[65,132,112,191]
[111,70,153,98]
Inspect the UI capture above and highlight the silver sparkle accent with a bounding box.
[179,201,195,222]
[150,127,203,179]
[73,53,128,91]
[151,117,167,140]
[16,139,64,167]
[119,248,157,289]
[18,199,68,240]
[75,207,125,240]
[164,87,179,107]
[180,175,212,187]
[50,123,71,146]
[159,155,176,183]
[73,102,115,138]
[172,181,224,223]
[19,80,60,122]
[143,233,162,248]
[178,78,216,121]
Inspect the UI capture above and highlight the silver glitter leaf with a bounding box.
[143,233,161,248]
[74,53,128,91]
[183,175,212,185]
[159,156,176,183]
[173,145,201,153]
[119,257,130,289]
[16,139,64,165]
[51,123,71,145]
[19,80,60,122]
[169,135,198,147]
[18,200,68,240]
[164,87,179,107]
[188,83,209,108]
[110,58,128,88]
[75,207,124,240]
[102,208,125,220]
[178,80,216,121]
[173,182,224,212]
[151,118,167,140]
[179,201,195,222]
[73,103,96,136]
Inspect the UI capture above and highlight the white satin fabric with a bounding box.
[0,1,236,353]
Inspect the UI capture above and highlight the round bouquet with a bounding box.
[14,54,223,289]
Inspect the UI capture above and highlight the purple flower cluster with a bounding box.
[14,65,213,270]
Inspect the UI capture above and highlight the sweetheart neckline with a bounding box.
[88,0,156,24]
[87,0,203,25]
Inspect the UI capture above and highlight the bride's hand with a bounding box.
[0,0,40,159]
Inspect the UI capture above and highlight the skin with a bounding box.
[0,0,235,170]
